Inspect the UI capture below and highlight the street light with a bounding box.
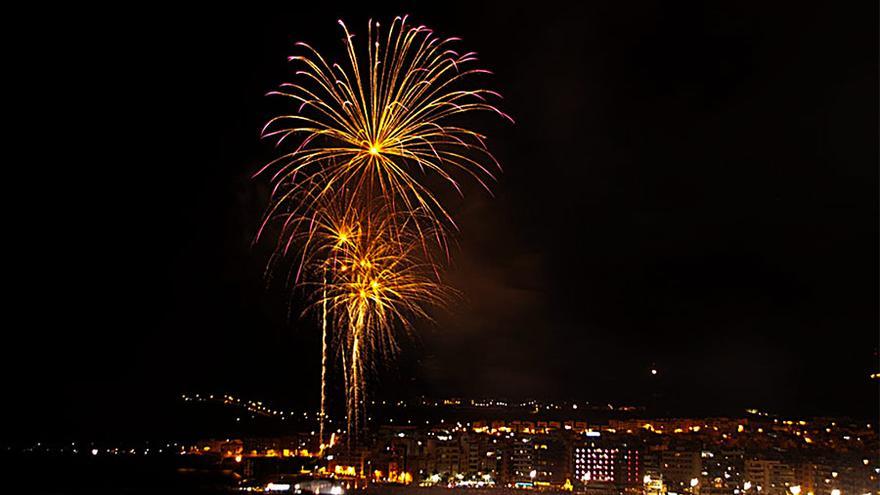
[790,486,802,495]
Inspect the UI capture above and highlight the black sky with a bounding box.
[7,2,878,439]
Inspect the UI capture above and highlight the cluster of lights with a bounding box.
[165,391,878,495]
[369,419,876,493]
[181,393,337,425]
[11,441,184,457]
[574,447,624,482]
[369,396,641,412]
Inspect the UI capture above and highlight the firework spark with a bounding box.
[256,15,511,248]
[292,191,449,442]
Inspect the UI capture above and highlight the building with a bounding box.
[430,437,462,477]
[744,459,796,495]
[533,435,569,486]
[701,449,744,495]
[660,447,702,492]
[573,437,642,488]
[507,436,537,484]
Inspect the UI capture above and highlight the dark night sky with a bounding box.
[6,2,878,439]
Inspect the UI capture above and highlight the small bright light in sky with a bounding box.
[651,368,658,375]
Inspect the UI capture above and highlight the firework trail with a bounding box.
[319,206,449,440]
[284,187,450,443]
[319,263,328,451]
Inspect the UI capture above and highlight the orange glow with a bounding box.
[287,198,450,439]
[335,465,357,477]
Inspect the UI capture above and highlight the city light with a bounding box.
[16,393,876,494]
[266,483,291,492]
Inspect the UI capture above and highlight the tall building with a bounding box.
[616,447,642,487]
[507,436,537,483]
[744,459,796,495]
[660,447,702,491]
[574,445,615,482]
[572,438,642,488]
[429,437,462,476]
[701,449,744,495]
[460,432,500,478]
[533,435,569,486]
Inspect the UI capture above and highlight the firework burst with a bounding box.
[322,209,448,440]
[256,15,511,247]
[287,188,449,442]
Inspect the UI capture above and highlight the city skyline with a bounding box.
[5,391,877,495]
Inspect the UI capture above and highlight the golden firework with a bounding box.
[256,15,511,244]
[254,15,507,448]
[296,190,449,442]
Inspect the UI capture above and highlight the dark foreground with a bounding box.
[3,455,238,494]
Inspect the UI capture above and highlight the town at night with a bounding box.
[5,394,878,494]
